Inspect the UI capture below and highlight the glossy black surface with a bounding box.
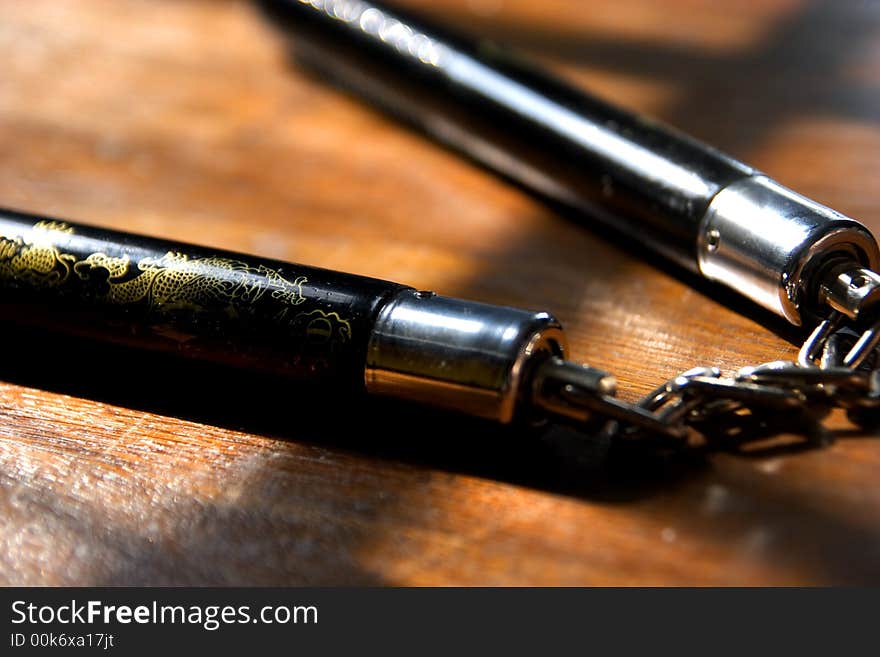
[0,208,407,388]
[258,0,755,269]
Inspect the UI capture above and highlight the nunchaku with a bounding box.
[3,1,880,446]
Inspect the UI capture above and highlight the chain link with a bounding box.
[607,315,880,447]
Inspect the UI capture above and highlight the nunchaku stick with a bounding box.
[0,210,670,438]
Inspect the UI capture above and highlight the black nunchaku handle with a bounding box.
[0,209,408,388]
[257,0,755,271]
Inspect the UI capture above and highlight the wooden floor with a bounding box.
[1,0,880,585]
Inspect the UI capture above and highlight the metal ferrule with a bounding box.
[365,289,566,422]
[697,175,880,325]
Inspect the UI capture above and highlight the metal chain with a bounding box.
[607,314,880,448]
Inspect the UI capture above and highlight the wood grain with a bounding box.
[1,0,880,585]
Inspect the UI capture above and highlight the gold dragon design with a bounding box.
[73,251,308,314]
[0,220,353,344]
[293,308,353,345]
[0,221,77,287]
